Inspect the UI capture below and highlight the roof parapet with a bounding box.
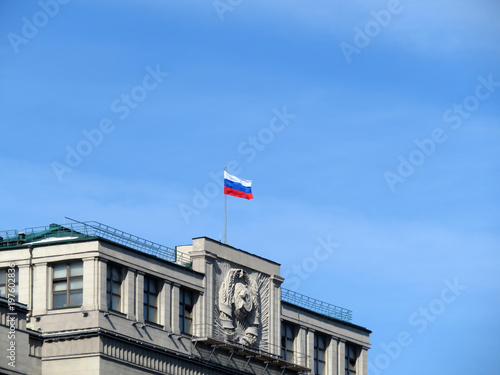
[0,220,192,269]
[281,288,353,322]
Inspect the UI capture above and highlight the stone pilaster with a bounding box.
[306,328,315,370]
[124,268,136,320]
[82,257,97,310]
[32,262,48,315]
[338,339,346,375]
[17,264,30,306]
[97,258,107,311]
[296,326,307,367]
[360,346,369,375]
[161,280,172,331]
[189,250,217,338]
[171,283,180,334]
[328,336,339,375]
[136,271,144,322]
[269,275,284,356]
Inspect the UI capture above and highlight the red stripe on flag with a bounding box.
[224,186,253,200]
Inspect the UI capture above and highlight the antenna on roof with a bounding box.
[65,217,81,225]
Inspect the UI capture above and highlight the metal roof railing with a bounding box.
[0,220,192,269]
[281,288,352,322]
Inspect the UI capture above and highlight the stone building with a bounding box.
[0,221,371,374]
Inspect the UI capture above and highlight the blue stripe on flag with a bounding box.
[224,179,252,194]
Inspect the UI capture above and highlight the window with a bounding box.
[314,332,328,375]
[0,267,19,301]
[143,276,159,323]
[345,343,360,375]
[179,288,194,334]
[53,261,83,308]
[106,264,123,312]
[281,321,296,362]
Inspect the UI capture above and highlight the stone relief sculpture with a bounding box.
[218,269,260,346]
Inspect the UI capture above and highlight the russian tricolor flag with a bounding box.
[224,171,253,200]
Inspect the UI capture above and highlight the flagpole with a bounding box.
[224,166,227,244]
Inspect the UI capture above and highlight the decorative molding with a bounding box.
[270,275,285,283]
[189,250,217,260]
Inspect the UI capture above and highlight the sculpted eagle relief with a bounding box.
[218,269,260,346]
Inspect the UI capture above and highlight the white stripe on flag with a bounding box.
[224,171,252,188]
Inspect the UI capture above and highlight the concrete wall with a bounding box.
[0,298,32,375]
[282,302,371,375]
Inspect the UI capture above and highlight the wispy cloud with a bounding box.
[387,1,500,55]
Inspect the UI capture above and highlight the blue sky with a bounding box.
[1,0,499,373]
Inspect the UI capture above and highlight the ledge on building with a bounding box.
[192,336,310,373]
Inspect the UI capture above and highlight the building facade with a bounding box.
[0,221,371,374]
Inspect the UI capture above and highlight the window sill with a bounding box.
[144,321,164,329]
[47,306,83,314]
[106,309,127,318]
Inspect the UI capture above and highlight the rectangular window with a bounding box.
[106,264,123,312]
[0,268,19,301]
[53,261,83,308]
[281,321,296,362]
[143,276,159,323]
[179,288,194,334]
[345,343,360,375]
[314,332,327,375]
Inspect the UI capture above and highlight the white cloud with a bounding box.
[232,0,500,57]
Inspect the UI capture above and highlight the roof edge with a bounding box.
[192,236,281,267]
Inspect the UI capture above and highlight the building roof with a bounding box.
[1,220,359,326]
[0,220,192,269]
[282,301,372,334]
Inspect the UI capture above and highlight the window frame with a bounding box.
[0,267,19,301]
[281,321,296,362]
[52,261,83,309]
[143,275,159,323]
[179,288,194,334]
[345,342,360,375]
[106,263,123,312]
[314,332,328,375]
